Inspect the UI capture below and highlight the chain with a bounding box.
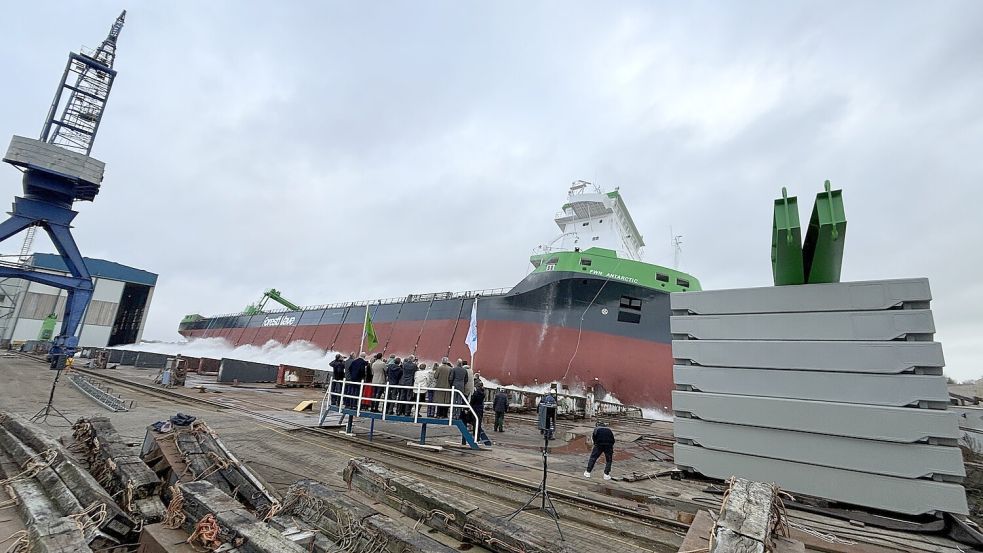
[187,514,222,551]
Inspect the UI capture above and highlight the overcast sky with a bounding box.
[2,2,981,379]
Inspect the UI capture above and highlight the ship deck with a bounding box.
[0,354,972,553]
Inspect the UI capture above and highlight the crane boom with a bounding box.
[17,11,125,263]
[243,288,301,315]
[40,11,125,156]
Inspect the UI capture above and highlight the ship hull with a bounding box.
[180,271,676,408]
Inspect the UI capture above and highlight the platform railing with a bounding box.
[321,378,482,442]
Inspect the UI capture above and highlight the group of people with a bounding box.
[327,352,511,441]
[327,352,615,478]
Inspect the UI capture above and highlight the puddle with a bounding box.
[594,485,652,503]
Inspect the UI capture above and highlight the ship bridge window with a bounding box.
[582,222,589,226]
[676,277,690,288]
[656,273,670,283]
[546,257,559,265]
[580,258,592,266]
[531,259,542,268]
[618,295,642,324]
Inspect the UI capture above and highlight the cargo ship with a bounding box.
[179,181,700,407]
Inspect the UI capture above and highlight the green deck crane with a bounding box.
[243,288,301,315]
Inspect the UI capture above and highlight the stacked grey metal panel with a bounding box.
[670,278,968,516]
[216,358,278,383]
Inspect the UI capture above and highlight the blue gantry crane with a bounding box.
[0,11,126,367]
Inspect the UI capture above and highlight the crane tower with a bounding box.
[0,11,126,367]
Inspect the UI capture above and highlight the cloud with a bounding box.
[1,1,981,379]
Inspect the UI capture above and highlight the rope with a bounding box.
[0,449,57,486]
[0,530,29,553]
[261,498,281,522]
[787,521,857,546]
[463,522,527,553]
[162,485,186,529]
[561,258,625,381]
[196,451,232,481]
[69,502,107,536]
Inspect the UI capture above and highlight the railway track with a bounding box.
[59,365,690,548]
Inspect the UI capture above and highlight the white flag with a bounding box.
[464,299,478,355]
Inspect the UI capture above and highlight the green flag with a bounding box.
[364,309,379,352]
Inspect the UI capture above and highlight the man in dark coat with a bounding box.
[584,422,616,480]
[492,387,509,432]
[448,360,468,418]
[385,358,402,414]
[343,352,355,380]
[397,355,418,416]
[329,354,345,406]
[346,353,368,409]
[461,380,491,445]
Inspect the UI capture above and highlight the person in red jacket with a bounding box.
[584,421,616,480]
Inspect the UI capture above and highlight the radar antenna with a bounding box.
[671,228,683,269]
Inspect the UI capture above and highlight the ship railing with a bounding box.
[208,287,513,318]
[320,378,482,442]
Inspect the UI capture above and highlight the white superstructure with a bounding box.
[549,181,645,260]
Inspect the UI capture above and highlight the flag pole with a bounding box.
[473,297,478,370]
[358,305,367,353]
[470,297,478,370]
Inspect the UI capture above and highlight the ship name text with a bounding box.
[587,270,640,285]
[263,315,297,327]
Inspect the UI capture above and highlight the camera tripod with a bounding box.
[30,367,72,426]
[503,431,564,540]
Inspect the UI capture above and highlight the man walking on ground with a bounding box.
[462,379,492,446]
[584,421,616,480]
[493,387,508,432]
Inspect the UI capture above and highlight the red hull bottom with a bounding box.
[183,319,673,408]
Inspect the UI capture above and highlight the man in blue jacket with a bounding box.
[584,421,616,480]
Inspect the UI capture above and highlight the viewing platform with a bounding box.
[318,378,489,450]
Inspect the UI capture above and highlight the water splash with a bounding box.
[117,337,343,370]
[119,338,673,418]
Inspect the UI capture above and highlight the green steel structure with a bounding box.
[771,181,847,286]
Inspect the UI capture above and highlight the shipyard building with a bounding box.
[0,253,156,348]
